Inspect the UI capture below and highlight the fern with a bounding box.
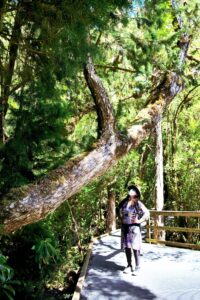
[0,253,16,300]
[32,238,60,269]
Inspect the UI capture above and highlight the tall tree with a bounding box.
[0,0,198,233]
[106,180,116,233]
[155,115,165,240]
[0,55,187,233]
[0,0,130,142]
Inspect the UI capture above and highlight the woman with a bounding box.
[116,185,149,275]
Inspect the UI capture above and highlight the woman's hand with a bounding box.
[131,214,139,224]
[133,216,141,224]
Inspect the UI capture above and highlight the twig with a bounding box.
[95,64,135,73]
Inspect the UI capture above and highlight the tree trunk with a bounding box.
[0,110,5,143]
[84,55,116,138]
[0,1,190,234]
[0,1,22,142]
[0,69,184,234]
[66,200,82,252]
[139,144,151,180]
[106,188,116,233]
[155,116,165,241]
[0,0,6,30]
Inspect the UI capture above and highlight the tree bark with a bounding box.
[106,187,116,233]
[0,68,185,234]
[139,144,151,180]
[0,1,22,142]
[84,55,116,138]
[0,0,191,234]
[155,116,165,241]
[155,116,164,210]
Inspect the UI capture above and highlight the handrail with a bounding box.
[150,210,200,217]
[146,210,200,250]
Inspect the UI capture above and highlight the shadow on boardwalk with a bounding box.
[81,276,157,300]
[80,230,200,300]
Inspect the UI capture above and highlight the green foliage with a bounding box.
[32,238,60,269]
[164,91,200,211]
[1,89,73,193]
[0,252,16,300]
[0,0,199,298]
[0,0,131,192]
[0,220,65,299]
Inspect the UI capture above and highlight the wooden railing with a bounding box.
[146,210,200,250]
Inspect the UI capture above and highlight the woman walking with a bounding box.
[116,185,149,275]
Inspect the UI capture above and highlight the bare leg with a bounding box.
[125,247,132,267]
[133,249,140,268]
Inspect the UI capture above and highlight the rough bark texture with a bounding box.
[84,55,116,138]
[0,30,189,235]
[0,70,184,234]
[155,116,165,241]
[0,0,192,234]
[155,116,164,210]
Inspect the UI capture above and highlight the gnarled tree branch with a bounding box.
[84,55,116,138]
[0,16,190,233]
[0,69,185,234]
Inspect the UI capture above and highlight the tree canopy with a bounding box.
[0,1,200,298]
[0,0,199,233]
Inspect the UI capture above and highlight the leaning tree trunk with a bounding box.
[0,69,185,234]
[155,116,165,241]
[0,9,190,233]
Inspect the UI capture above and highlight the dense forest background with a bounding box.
[0,0,199,299]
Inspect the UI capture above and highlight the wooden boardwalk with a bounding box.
[75,229,200,300]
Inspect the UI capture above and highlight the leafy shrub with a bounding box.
[32,238,60,269]
[0,252,16,300]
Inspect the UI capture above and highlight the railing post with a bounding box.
[146,217,151,242]
[158,214,166,242]
[147,210,200,249]
[154,214,158,243]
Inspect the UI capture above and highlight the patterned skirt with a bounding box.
[121,224,142,250]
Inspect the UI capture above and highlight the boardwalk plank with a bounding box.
[79,230,200,300]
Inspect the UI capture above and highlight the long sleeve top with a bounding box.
[116,198,149,225]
